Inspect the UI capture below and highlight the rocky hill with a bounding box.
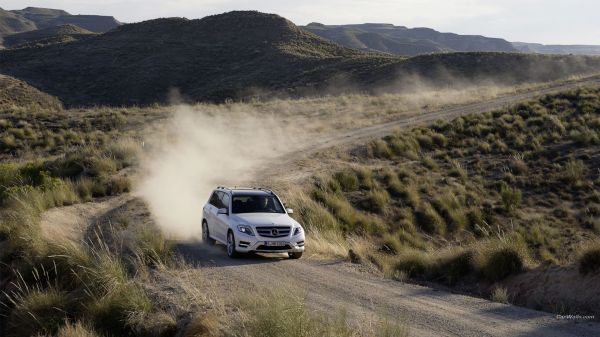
[303,23,517,56]
[0,11,599,106]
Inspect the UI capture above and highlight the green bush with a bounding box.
[578,244,600,275]
[430,249,474,285]
[7,288,69,337]
[364,188,389,213]
[369,139,393,159]
[476,241,526,281]
[415,202,445,235]
[500,183,522,212]
[397,183,420,208]
[394,250,429,278]
[563,159,586,187]
[433,193,467,233]
[89,283,153,336]
[333,170,359,192]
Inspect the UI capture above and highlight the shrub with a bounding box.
[55,322,101,337]
[563,159,586,187]
[333,170,359,192]
[476,241,526,281]
[433,193,467,233]
[89,283,153,336]
[491,287,509,304]
[500,184,522,212]
[135,226,174,267]
[448,160,467,181]
[509,156,528,175]
[355,167,375,189]
[292,193,339,231]
[421,155,438,170]
[430,249,474,285]
[415,202,445,235]
[7,288,69,337]
[369,139,393,159]
[397,183,420,209]
[578,243,600,275]
[394,250,430,278]
[364,189,389,213]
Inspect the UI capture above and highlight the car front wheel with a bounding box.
[227,231,239,258]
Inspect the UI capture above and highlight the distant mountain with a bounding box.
[3,24,96,48]
[512,42,600,56]
[9,7,120,33]
[302,23,517,56]
[0,8,36,36]
[0,11,598,106]
[0,6,120,43]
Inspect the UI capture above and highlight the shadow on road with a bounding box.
[175,240,290,267]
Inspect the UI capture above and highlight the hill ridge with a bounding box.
[0,11,599,106]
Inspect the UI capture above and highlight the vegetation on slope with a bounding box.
[292,88,600,303]
[0,75,62,110]
[3,24,96,48]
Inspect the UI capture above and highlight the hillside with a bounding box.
[0,8,36,36]
[0,11,599,106]
[303,23,517,56]
[513,42,600,55]
[296,87,600,316]
[0,74,62,110]
[3,24,95,48]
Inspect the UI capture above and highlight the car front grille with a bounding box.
[255,226,291,238]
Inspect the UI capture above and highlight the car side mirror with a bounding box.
[286,208,294,214]
[217,208,228,215]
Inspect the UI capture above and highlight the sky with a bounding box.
[3,0,600,45]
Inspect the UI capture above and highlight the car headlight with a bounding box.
[293,226,303,236]
[237,225,255,236]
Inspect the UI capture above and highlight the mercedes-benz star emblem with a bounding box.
[271,228,279,236]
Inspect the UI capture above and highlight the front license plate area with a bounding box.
[265,241,287,247]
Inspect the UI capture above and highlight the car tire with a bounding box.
[227,231,239,258]
[202,221,215,245]
[288,252,303,259]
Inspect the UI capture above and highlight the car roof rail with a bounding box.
[255,187,274,194]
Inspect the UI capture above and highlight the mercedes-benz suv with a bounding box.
[202,187,305,258]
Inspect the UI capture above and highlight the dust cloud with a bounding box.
[135,105,302,239]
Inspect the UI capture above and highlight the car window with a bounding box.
[220,192,230,210]
[231,194,285,214]
[209,191,221,208]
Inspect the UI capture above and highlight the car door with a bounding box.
[214,191,231,242]
[205,191,221,241]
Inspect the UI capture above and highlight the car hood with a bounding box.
[230,213,299,227]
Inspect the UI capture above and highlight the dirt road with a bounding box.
[289,75,600,155]
[41,76,600,336]
[177,242,600,337]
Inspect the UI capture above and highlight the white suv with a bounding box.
[202,187,305,259]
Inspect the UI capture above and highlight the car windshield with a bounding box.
[231,194,285,214]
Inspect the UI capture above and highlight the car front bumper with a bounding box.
[236,233,305,253]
